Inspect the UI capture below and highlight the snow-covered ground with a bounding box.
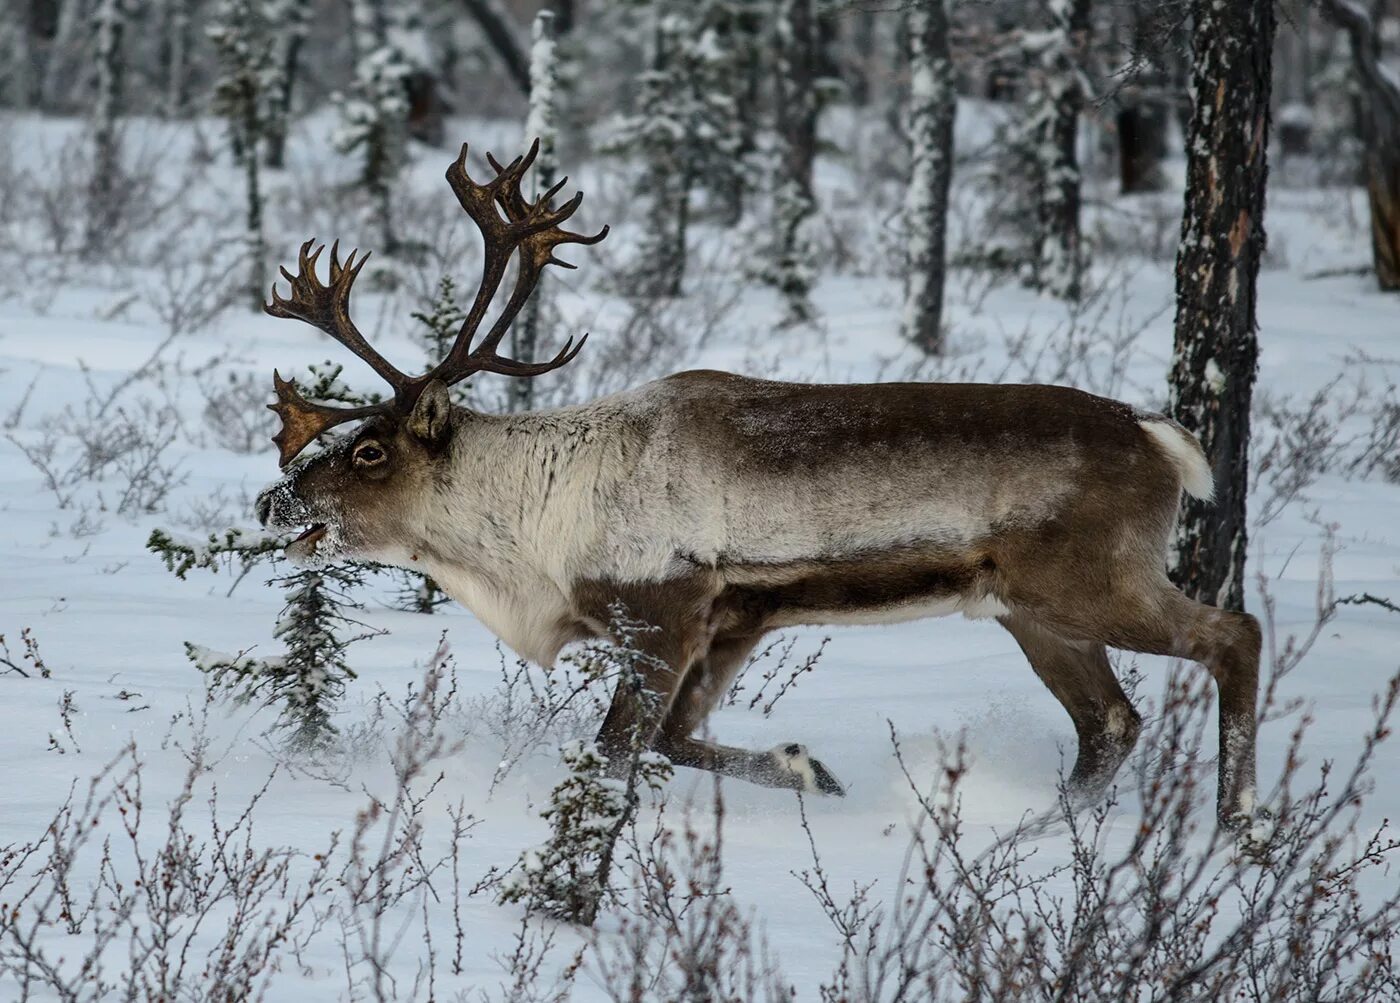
[1,109,1397,998]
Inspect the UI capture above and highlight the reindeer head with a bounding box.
[255,141,607,566]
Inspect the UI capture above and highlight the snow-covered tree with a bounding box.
[766,0,821,324]
[608,0,749,298]
[501,607,676,923]
[208,0,274,309]
[191,563,373,750]
[501,741,673,924]
[261,0,308,168]
[513,9,561,414]
[1168,0,1276,612]
[155,0,197,118]
[85,0,126,253]
[1,6,32,109]
[335,0,413,251]
[901,0,957,356]
[1023,0,1092,300]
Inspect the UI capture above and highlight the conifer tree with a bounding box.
[336,0,413,251]
[189,563,373,750]
[262,0,308,169]
[208,0,274,309]
[767,0,820,324]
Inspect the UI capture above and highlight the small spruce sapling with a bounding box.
[190,563,376,750]
[149,361,386,748]
[148,523,378,750]
[499,607,675,924]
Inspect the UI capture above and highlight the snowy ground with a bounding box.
[1,109,1397,998]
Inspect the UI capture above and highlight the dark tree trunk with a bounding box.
[1116,0,1169,193]
[456,0,529,97]
[901,0,956,356]
[1320,0,1400,291]
[1168,0,1276,612]
[1117,98,1169,192]
[777,0,817,200]
[548,0,573,37]
[264,17,306,168]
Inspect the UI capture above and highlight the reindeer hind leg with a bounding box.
[999,610,1142,804]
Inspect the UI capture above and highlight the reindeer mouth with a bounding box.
[293,523,328,548]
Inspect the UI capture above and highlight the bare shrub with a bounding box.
[197,367,277,454]
[591,779,792,1002]
[8,397,186,515]
[330,639,479,1001]
[894,265,1166,401]
[0,740,335,999]
[1253,366,1400,524]
[0,627,50,679]
[724,632,830,716]
[790,536,1400,1003]
[471,646,611,793]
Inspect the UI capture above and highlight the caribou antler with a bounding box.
[263,140,608,468]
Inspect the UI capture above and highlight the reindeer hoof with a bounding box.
[772,743,846,797]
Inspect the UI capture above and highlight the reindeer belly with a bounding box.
[713,543,1008,633]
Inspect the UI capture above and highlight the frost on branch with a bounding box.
[150,518,377,750]
[500,740,672,925]
[189,564,376,751]
[500,605,675,925]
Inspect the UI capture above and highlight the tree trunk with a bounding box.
[455,0,529,97]
[771,0,819,323]
[1366,149,1400,290]
[1117,97,1169,192]
[85,0,124,254]
[901,0,956,355]
[1116,0,1169,194]
[1319,0,1400,291]
[1030,0,1092,301]
[264,4,307,169]
[513,10,558,413]
[1168,0,1276,612]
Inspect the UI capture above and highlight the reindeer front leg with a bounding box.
[577,577,716,766]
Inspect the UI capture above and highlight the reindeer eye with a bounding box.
[354,443,385,465]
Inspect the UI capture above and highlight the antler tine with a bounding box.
[425,140,610,384]
[267,370,384,468]
[265,239,412,400]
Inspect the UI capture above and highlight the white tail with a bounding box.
[1139,418,1214,501]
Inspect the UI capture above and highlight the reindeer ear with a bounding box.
[407,381,453,447]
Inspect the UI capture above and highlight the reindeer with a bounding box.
[255,142,1262,828]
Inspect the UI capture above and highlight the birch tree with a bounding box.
[85,0,126,253]
[769,0,820,324]
[1025,0,1091,300]
[513,9,560,413]
[1168,0,1276,611]
[901,0,957,356]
